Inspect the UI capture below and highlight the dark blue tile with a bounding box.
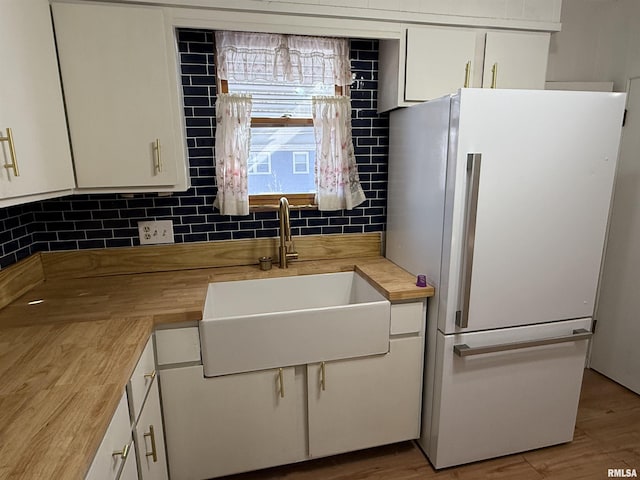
[232,230,255,239]
[78,239,106,249]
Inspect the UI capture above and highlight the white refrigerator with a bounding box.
[385,88,626,469]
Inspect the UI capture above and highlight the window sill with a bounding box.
[249,193,317,212]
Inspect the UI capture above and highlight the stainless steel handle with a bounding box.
[453,328,593,357]
[0,128,20,177]
[144,425,158,463]
[456,153,482,328]
[154,138,162,173]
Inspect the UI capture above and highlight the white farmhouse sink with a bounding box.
[200,271,391,377]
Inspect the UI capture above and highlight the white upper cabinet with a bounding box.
[52,2,189,192]
[0,0,75,207]
[378,25,551,112]
[404,27,478,102]
[482,31,550,90]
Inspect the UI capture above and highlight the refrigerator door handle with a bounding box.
[456,153,482,328]
[453,328,593,357]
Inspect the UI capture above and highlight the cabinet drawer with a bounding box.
[128,338,155,423]
[390,302,424,335]
[85,392,132,480]
[430,318,590,468]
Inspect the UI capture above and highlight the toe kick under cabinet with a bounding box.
[158,301,426,480]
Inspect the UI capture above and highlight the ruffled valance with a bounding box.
[215,31,351,86]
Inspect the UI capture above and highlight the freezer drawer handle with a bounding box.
[453,328,592,357]
[456,153,482,328]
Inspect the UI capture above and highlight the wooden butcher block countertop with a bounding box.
[0,247,433,479]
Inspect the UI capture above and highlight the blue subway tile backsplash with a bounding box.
[0,32,388,270]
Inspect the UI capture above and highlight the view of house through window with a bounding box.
[223,79,334,197]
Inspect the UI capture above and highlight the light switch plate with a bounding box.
[138,220,175,245]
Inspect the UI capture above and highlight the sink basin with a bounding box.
[200,271,391,377]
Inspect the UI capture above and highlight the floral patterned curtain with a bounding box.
[311,96,366,211]
[215,31,351,86]
[213,93,253,215]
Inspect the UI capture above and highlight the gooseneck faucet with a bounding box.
[278,197,299,268]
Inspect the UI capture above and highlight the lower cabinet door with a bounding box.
[85,392,132,480]
[134,379,169,480]
[118,443,138,480]
[307,337,423,458]
[160,365,306,480]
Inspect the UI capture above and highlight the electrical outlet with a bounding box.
[138,220,175,245]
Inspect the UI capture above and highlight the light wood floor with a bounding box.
[220,369,639,480]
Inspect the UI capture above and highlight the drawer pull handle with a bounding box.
[0,128,20,177]
[144,370,156,380]
[320,361,326,391]
[453,328,593,357]
[144,425,158,463]
[112,443,129,459]
[278,368,285,398]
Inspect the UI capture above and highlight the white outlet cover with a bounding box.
[138,220,175,245]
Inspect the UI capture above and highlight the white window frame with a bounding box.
[292,151,310,175]
[248,152,272,175]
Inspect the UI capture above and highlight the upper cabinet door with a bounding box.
[52,2,187,190]
[482,31,550,90]
[0,0,74,204]
[405,26,477,102]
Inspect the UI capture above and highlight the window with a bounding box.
[215,31,351,210]
[221,78,337,207]
[247,152,271,175]
[293,152,310,175]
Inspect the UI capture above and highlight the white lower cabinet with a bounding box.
[159,300,426,480]
[307,337,423,458]
[118,444,139,480]
[86,337,168,480]
[160,365,307,480]
[85,393,132,480]
[134,380,169,480]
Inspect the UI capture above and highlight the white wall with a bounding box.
[547,0,640,91]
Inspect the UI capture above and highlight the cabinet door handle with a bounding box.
[491,63,498,88]
[0,128,20,177]
[278,368,285,398]
[112,442,130,459]
[144,370,157,380]
[154,138,162,173]
[144,424,158,463]
[464,61,471,88]
[320,362,326,391]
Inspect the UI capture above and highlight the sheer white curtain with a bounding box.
[213,93,252,215]
[214,31,364,213]
[312,96,366,211]
[215,31,351,86]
